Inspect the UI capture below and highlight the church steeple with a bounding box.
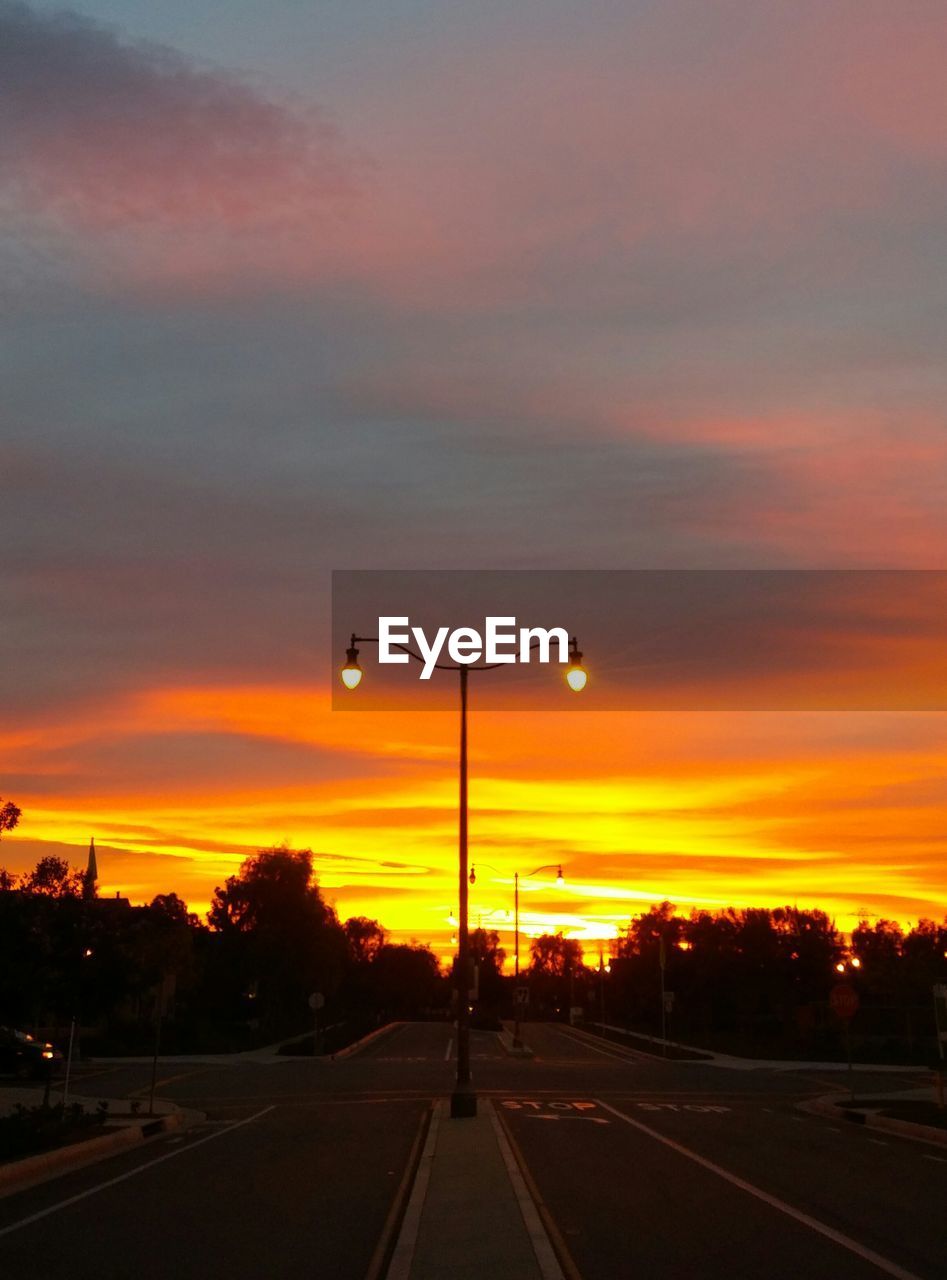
[83,836,98,901]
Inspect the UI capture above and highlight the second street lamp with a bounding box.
[470,861,565,1049]
[340,630,586,1118]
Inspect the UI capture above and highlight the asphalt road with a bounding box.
[1,1022,943,1279]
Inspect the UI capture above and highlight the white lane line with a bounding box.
[386,1100,441,1280]
[444,1038,453,1061]
[554,1027,637,1063]
[868,1139,889,1146]
[594,1099,923,1280]
[0,1106,276,1238]
[922,1154,946,1163]
[489,1101,565,1280]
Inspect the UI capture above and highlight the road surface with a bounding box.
[1,1022,942,1278]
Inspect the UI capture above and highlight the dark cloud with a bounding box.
[0,1,350,229]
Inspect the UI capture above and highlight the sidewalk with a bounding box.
[388,1098,563,1280]
[588,1021,929,1073]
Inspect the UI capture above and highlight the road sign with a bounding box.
[514,986,529,1006]
[308,992,325,1011]
[829,983,859,1019]
[663,991,675,1013]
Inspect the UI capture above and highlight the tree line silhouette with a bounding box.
[1,834,944,1060]
[0,845,445,1053]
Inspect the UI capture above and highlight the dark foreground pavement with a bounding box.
[0,1021,943,1279]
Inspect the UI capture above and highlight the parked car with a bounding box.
[0,1026,64,1079]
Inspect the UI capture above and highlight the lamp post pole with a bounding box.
[514,871,521,1047]
[341,634,586,1118]
[453,666,474,1114]
[514,871,520,979]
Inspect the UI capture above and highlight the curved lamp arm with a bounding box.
[341,634,586,687]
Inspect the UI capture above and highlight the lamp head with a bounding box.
[566,636,588,692]
[341,635,362,690]
[555,864,564,888]
[468,867,476,885]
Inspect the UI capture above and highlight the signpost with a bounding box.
[309,991,325,1056]
[830,983,859,1101]
[933,984,947,1109]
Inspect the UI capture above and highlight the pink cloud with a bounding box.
[6,0,947,304]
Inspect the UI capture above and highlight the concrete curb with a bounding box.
[799,1094,947,1148]
[587,1022,928,1073]
[330,1020,403,1061]
[0,1108,199,1199]
[497,1029,534,1058]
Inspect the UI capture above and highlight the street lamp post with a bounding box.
[340,631,586,1118]
[470,861,564,1048]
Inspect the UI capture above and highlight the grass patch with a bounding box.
[0,1102,106,1164]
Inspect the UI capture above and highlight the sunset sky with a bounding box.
[2,1,946,961]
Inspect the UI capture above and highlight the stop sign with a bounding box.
[829,983,859,1019]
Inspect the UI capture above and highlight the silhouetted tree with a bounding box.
[850,917,904,1011]
[371,943,444,1017]
[902,917,947,998]
[21,856,83,899]
[0,797,20,838]
[469,927,506,1011]
[208,846,346,1034]
[344,916,388,967]
[529,932,584,1015]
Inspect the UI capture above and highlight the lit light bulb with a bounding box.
[565,639,588,692]
[341,639,362,690]
[566,662,588,692]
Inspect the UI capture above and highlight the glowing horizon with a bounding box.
[2,681,944,966]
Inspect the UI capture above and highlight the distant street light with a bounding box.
[341,631,585,1118]
[469,861,565,1048]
